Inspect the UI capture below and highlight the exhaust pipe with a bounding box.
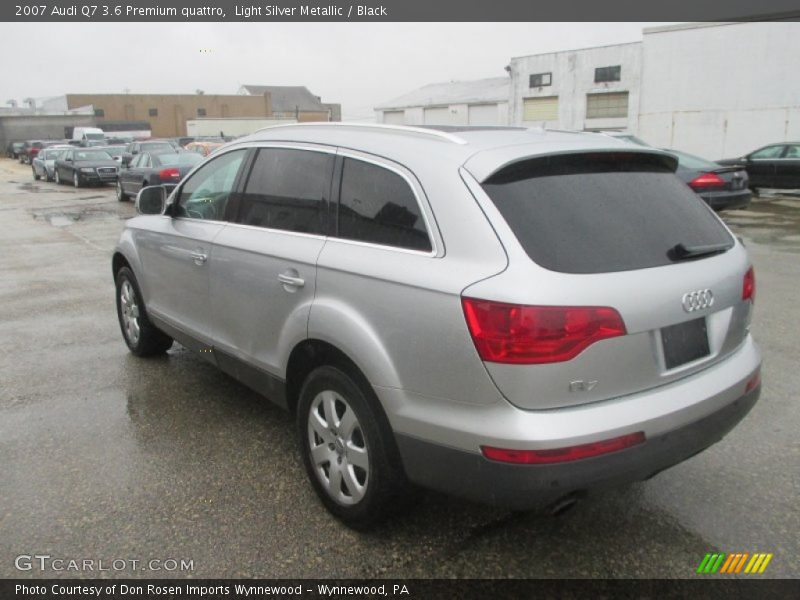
[547,492,583,517]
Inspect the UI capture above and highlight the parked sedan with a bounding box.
[31,146,71,181]
[666,149,751,211]
[116,151,202,201]
[54,148,119,187]
[717,142,800,194]
[121,140,178,166]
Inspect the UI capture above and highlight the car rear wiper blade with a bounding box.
[669,242,732,261]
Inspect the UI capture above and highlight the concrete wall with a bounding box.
[65,94,273,137]
[639,22,800,159]
[509,42,642,131]
[186,118,297,138]
[0,114,95,149]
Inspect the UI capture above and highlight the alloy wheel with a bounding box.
[307,390,369,506]
[119,279,141,346]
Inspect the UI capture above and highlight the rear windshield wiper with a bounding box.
[669,242,732,261]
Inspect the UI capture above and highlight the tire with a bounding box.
[116,179,127,202]
[32,167,40,181]
[115,266,173,357]
[73,171,81,188]
[297,365,408,529]
[54,169,61,184]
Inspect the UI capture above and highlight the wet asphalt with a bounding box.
[0,157,798,579]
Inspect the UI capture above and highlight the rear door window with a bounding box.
[236,148,333,234]
[481,152,733,274]
[336,157,432,252]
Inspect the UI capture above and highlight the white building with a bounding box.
[638,22,800,159]
[375,78,509,126]
[508,42,642,133]
[507,21,800,159]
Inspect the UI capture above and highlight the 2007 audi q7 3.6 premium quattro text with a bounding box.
[112,124,761,527]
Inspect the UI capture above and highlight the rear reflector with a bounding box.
[481,432,646,465]
[742,266,755,301]
[745,370,760,394]
[689,172,726,189]
[462,298,626,364]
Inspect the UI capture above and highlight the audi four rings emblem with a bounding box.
[682,289,714,312]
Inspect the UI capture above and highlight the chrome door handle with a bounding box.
[191,252,207,265]
[278,273,305,288]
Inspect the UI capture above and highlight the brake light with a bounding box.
[481,432,646,464]
[461,298,626,364]
[159,167,180,180]
[689,172,725,189]
[742,266,755,301]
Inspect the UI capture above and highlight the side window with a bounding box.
[141,154,152,169]
[750,145,784,160]
[236,148,333,234]
[337,158,432,252]
[784,144,800,158]
[131,153,145,168]
[175,149,246,221]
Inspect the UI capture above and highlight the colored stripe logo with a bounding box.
[697,552,773,574]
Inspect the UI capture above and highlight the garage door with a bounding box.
[383,110,405,125]
[523,96,559,122]
[423,107,450,125]
[468,104,499,126]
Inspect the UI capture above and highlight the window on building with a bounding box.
[586,92,629,119]
[594,66,621,83]
[94,108,105,117]
[337,158,432,252]
[529,72,552,88]
[236,148,334,234]
[197,108,207,117]
[148,108,158,117]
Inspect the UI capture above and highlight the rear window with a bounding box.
[481,152,733,274]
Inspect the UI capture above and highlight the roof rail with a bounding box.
[252,122,468,145]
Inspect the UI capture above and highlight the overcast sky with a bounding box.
[1,22,672,120]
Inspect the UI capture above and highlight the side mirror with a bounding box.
[122,153,133,166]
[136,186,166,215]
[64,157,72,162]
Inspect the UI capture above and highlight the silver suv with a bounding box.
[113,124,761,527]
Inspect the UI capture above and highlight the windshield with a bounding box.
[85,133,104,140]
[153,153,203,167]
[74,150,113,161]
[43,149,65,160]
[482,152,733,274]
[143,143,175,153]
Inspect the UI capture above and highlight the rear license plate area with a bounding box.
[661,317,710,369]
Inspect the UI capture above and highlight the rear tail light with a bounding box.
[461,298,626,364]
[481,432,646,464]
[742,266,755,301]
[689,172,725,189]
[159,167,180,180]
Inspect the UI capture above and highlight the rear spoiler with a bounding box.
[464,145,679,183]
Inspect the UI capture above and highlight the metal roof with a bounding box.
[375,78,510,110]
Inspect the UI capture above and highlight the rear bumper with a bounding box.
[396,384,758,510]
[700,188,751,211]
[383,336,761,510]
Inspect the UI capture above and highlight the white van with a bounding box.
[72,127,105,144]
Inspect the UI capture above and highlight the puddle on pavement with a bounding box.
[722,195,800,254]
[32,204,131,227]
